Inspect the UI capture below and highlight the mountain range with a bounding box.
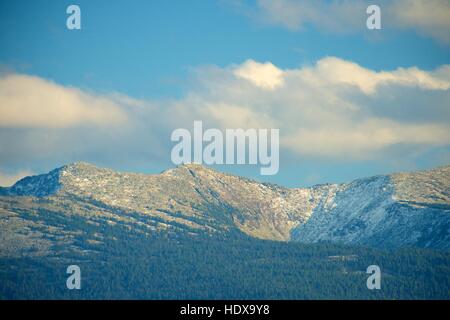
[1,162,449,258]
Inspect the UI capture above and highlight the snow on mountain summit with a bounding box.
[0,162,449,248]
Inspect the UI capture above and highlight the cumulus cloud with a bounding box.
[239,0,450,45]
[1,57,450,172]
[0,72,167,173]
[0,73,128,128]
[163,58,450,160]
[233,60,285,90]
[294,57,450,94]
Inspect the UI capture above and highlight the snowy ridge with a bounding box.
[0,162,449,249]
[292,169,450,248]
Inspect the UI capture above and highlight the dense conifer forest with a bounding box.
[1,225,449,299]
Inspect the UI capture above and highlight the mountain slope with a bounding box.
[0,162,449,257]
[292,169,450,248]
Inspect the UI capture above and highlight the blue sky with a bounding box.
[0,0,450,187]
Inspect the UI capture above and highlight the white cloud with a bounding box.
[199,102,274,129]
[169,57,450,160]
[0,73,128,128]
[1,57,450,171]
[233,60,285,90]
[390,0,450,44]
[295,57,450,95]
[241,0,450,45]
[283,120,450,158]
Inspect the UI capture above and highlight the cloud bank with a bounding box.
[177,57,450,159]
[1,57,449,179]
